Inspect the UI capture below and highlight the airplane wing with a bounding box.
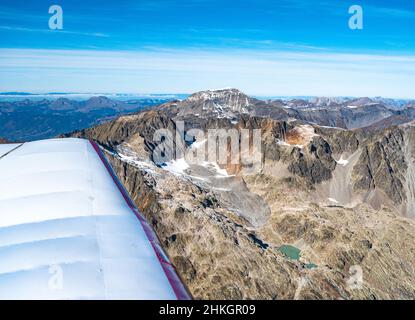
[0,138,190,300]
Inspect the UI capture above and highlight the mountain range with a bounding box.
[2,90,415,142]
[65,88,415,299]
[0,96,174,141]
[157,89,415,131]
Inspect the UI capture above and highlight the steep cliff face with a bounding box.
[314,126,362,155]
[288,103,399,130]
[349,127,415,217]
[71,110,176,149]
[403,128,415,218]
[69,89,415,299]
[286,136,337,186]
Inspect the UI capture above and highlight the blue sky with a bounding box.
[0,0,414,97]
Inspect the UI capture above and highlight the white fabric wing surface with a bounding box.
[0,138,189,300]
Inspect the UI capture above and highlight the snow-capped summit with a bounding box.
[309,97,347,107]
[187,89,251,113]
[178,88,253,118]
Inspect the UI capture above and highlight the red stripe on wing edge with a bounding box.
[89,140,192,300]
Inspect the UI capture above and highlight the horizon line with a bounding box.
[1,90,414,101]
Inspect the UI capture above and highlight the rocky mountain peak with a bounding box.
[347,97,375,106]
[185,88,251,113]
[309,96,346,107]
[50,97,76,110]
[84,96,118,107]
[86,96,113,104]
[188,88,247,99]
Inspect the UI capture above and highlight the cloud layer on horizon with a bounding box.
[0,48,414,98]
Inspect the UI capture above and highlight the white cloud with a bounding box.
[0,48,414,98]
[0,26,109,37]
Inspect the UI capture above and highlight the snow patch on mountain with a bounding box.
[337,157,349,166]
[161,158,190,176]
